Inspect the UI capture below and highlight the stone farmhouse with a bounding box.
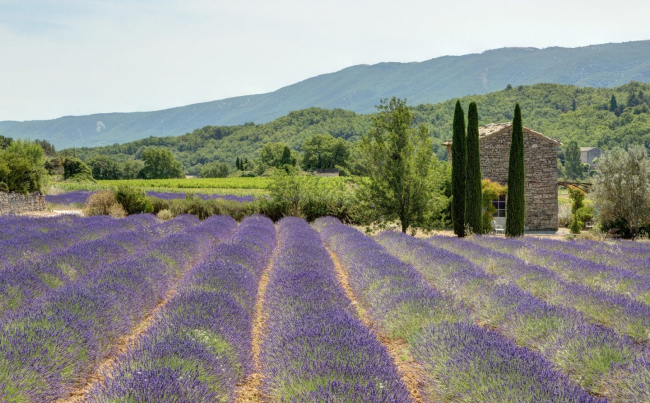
[443,123,561,231]
[580,147,603,168]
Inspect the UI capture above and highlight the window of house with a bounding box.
[492,194,506,217]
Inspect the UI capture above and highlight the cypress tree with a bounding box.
[451,100,467,237]
[466,102,482,234]
[609,95,618,112]
[236,157,240,170]
[506,103,525,237]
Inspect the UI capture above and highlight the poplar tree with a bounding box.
[451,100,467,237]
[506,104,525,237]
[466,102,482,234]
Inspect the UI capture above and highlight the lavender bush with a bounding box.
[0,215,186,317]
[261,217,410,402]
[475,236,650,305]
[377,230,638,396]
[88,215,276,402]
[429,235,650,343]
[316,217,601,401]
[0,215,237,401]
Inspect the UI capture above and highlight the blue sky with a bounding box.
[1,0,649,121]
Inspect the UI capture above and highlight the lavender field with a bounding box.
[1,214,649,402]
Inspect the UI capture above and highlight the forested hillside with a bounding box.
[69,82,650,174]
[3,41,650,149]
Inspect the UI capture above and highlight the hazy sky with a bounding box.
[1,0,649,121]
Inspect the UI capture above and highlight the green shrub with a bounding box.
[150,197,171,214]
[157,209,173,221]
[108,203,127,218]
[82,189,125,217]
[200,162,231,178]
[570,215,581,234]
[0,140,47,194]
[168,197,256,221]
[0,182,7,192]
[576,206,594,226]
[62,157,95,182]
[115,186,153,215]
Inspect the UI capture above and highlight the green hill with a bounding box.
[70,81,650,174]
[3,40,650,149]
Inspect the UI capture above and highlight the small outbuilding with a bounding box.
[580,147,603,168]
[443,123,561,231]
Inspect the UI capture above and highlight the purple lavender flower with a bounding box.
[88,215,275,402]
[317,217,607,401]
[261,217,410,402]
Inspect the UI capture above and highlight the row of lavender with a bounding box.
[316,217,599,402]
[474,236,650,306]
[0,214,169,316]
[378,231,649,400]
[88,215,276,402]
[261,217,410,401]
[0,215,237,402]
[0,214,156,269]
[427,236,650,343]
[45,190,254,205]
[513,236,650,276]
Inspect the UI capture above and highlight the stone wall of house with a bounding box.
[478,128,558,230]
[0,192,46,215]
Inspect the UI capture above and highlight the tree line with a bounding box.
[64,81,650,177]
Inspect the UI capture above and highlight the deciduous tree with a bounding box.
[359,97,448,233]
[0,140,47,194]
[592,146,650,238]
[139,147,184,179]
[301,134,350,171]
[200,161,231,178]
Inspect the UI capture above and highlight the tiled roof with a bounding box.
[442,123,561,146]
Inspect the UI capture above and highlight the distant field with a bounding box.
[54,177,348,197]
[55,177,273,197]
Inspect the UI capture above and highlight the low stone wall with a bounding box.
[0,192,46,215]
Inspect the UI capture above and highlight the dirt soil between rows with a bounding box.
[326,247,425,403]
[234,241,278,402]
[56,254,205,402]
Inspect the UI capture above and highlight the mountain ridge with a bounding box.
[2,40,650,149]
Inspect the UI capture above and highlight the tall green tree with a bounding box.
[564,141,583,180]
[258,142,289,171]
[121,160,144,179]
[506,103,526,237]
[87,156,121,180]
[200,161,231,178]
[0,140,47,194]
[451,100,467,237]
[301,134,350,170]
[610,95,618,112]
[466,102,482,234]
[278,146,296,167]
[139,147,184,179]
[34,139,56,157]
[62,157,94,181]
[0,135,14,150]
[592,146,650,238]
[359,97,448,233]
